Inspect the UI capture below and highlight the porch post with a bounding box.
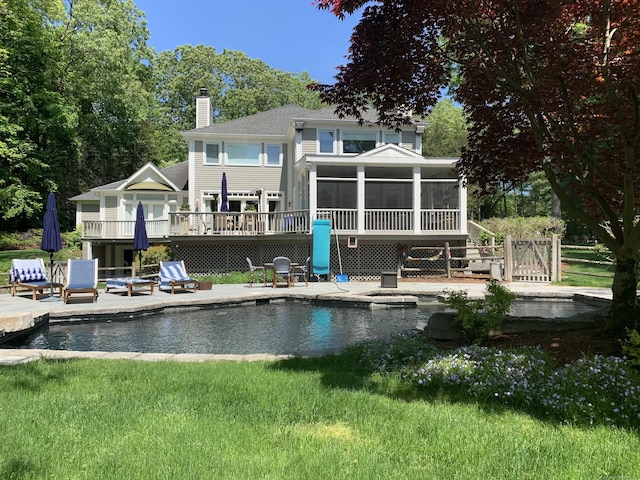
[188,140,196,211]
[413,167,421,234]
[459,175,468,234]
[357,165,365,234]
[308,164,318,222]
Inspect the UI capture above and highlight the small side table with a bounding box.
[380,271,397,288]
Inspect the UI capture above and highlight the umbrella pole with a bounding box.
[49,251,55,298]
[138,251,142,278]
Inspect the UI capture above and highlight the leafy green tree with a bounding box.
[0,0,154,229]
[52,0,155,202]
[152,45,322,165]
[0,0,71,229]
[313,0,640,330]
[422,98,467,157]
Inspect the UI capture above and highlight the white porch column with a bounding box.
[82,241,93,260]
[308,164,318,222]
[413,167,421,234]
[459,175,468,234]
[357,165,366,234]
[188,140,196,210]
[291,126,304,209]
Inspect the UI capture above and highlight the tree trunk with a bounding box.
[550,189,561,218]
[609,254,639,331]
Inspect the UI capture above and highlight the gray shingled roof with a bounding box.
[160,161,188,190]
[292,105,385,124]
[70,161,189,202]
[182,104,423,136]
[183,104,313,136]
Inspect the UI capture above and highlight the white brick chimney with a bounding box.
[195,88,211,129]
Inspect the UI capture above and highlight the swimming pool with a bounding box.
[11,301,440,356]
[8,298,600,356]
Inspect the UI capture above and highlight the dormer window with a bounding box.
[342,130,376,154]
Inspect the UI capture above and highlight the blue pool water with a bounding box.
[9,299,598,356]
[13,302,439,356]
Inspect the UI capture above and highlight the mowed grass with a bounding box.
[1,355,638,480]
[559,247,616,288]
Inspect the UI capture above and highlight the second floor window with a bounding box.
[227,143,260,166]
[384,132,400,145]
[342,131,376,154]
[205,143,221,164]
[318,130,335,153]
[265,144,281,166]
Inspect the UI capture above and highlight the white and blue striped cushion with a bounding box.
[11,260,48,283]
[159,261,193,283]
[160,263,186,282]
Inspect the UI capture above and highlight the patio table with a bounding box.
[264,262,298,288]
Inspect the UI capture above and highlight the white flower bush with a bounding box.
[352,331,640,428]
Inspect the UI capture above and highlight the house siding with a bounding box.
[194,165,284,196]
[302,128,316,156]
[80,207,100,222]
[105,196,118,221]
[401,130,416,151]
[195,140,204,163]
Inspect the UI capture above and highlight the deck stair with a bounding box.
[465,243,492,274]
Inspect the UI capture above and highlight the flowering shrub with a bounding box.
[411,345,550,407]
[351,331,438,372]
[543,355,639,426]
[443,280,517,344]
[357,333,640,428]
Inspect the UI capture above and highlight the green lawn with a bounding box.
[559,246,616,288]
[1,347,638,479]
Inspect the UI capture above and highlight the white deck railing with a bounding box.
[365,209,414,231]
[82,208,461,239]
[316,209,358,231]
[83,219,168,238]
[420,209,460,231]
[168,210,310,236]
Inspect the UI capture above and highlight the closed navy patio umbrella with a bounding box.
[133,201,149,277]
[40,193,63,301]
[220,172,229,212]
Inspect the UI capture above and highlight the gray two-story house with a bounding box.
[72,89,467,279]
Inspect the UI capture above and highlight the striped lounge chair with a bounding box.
[10,258,62,300]
[159,260,198,294]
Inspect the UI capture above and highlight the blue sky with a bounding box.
[134,0,362,84]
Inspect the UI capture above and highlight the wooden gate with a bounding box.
[503,235,560,282]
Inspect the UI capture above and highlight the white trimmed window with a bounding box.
[265,144,282,166]
[204,143,221,165]
[342,130,376,154]
[318,130,335,153]
[226,143,260,166]
[383,132,400,145]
